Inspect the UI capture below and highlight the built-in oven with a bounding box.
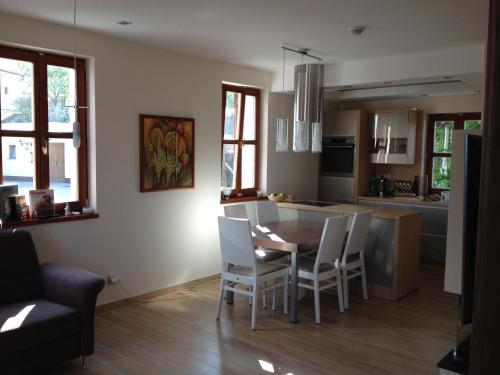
[320,137,356,177]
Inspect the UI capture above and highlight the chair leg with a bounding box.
[272,286,277,311]
[251,284,258,330]
[313,278,320,324]
[216,279,225,320]
[361,262,368,300]
[337,274,345,313]
[342,269,349,309]
[283,275,289,315]
[81,355,88,370]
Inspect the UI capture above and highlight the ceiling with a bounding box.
[0,0,489,72]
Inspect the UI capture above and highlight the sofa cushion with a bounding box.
[0,299,81,354]
[0,230,43,305]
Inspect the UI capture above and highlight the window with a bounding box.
[221,84,260,198]
[0,45,88,208]
[8,144,16,159]
[426,113,481,194]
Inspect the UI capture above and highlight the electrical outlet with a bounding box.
[107,275,120,284]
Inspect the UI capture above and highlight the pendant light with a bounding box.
[311,58,324,153]
[71,0,87,149]
[291,48,324,152]
[276,47,288,152]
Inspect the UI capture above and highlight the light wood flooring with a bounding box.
[51,268,457,374]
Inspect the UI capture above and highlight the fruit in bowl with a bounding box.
[267,192,286,202]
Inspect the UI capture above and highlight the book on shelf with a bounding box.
[29,189,55,218]
[9,194,30,221]
[0,184,19,221]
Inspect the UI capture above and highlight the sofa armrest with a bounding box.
[40,263,105,356]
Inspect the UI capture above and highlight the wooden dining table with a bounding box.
[251,219,325,323]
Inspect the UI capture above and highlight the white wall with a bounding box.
[266,92,319,200]
[0,13,271,305]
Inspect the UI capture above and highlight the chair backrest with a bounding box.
[315,216,349,271]
[223,203,248,219]
[342,210,373,260]
[255,201,279,225]
[217,216,256,270]
[0,229,43,305]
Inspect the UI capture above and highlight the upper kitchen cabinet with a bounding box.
[324,109,361,137]
[368,109,418,164]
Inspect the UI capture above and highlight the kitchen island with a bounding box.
[277,201,421,301]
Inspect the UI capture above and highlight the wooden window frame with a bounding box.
[426,112,481,194]
[0,45,88,212]
[220,84,260,199]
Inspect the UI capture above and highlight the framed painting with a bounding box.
[140,114,195,192]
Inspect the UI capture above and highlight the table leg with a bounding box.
[226,263,234,304]
[290,252,299,323]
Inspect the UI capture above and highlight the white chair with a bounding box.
[216,216,289,330]
[255,200,280,225]
[224,203,286,308]
[339,210,373,309]
[223,204,248,220]
[291,216,348,324]
[224,203,285,262]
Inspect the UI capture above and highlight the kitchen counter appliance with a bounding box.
[320,137,355,177]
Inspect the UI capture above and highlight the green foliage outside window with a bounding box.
[464,120,481,130]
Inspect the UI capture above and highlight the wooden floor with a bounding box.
[52,269,457,374]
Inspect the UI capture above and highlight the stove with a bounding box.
[289,200,339,207]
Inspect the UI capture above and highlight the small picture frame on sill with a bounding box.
[139,114,195,192]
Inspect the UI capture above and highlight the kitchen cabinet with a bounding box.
[323,109,360,137]
[358,198,448,263]
[368,109,418,164]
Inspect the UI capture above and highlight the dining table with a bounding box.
[225,219,326,323]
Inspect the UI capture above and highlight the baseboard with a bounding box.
[96,273,221,313]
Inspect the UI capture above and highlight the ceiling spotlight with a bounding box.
[349,25,366,35]
[117,20,132,26]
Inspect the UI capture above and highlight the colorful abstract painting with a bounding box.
[140,115,194,192]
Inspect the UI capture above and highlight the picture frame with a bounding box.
[140,114,195,192]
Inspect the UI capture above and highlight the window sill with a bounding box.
[1,213,99,229]
[220,196,268,205]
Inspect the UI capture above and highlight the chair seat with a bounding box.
[255,248,287,262]
[284,257,336,273]
[0,299,81,354]
[230,262,287,277]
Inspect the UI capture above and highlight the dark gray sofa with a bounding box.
[0,229,105,374]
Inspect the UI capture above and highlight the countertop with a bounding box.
[357,195,449,208]
[278,201,419,221]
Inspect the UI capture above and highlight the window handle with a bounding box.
[42,139,48,156]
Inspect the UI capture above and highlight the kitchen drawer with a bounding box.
[278,207,299,221]
[411,206,448,236]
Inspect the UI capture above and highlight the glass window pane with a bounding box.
[242,95,256,140]
[49,138,78,203]
[0,58,34,131]
[432,156,451,189]
[433,121,454,153]
[221,144,237,189]
[47,65,75,133]
[2,136,35,198]
[464,119,481,131]
[223,91,241,140]
[241,144,255,189]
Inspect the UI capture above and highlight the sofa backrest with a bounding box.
[0,229,43,305]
